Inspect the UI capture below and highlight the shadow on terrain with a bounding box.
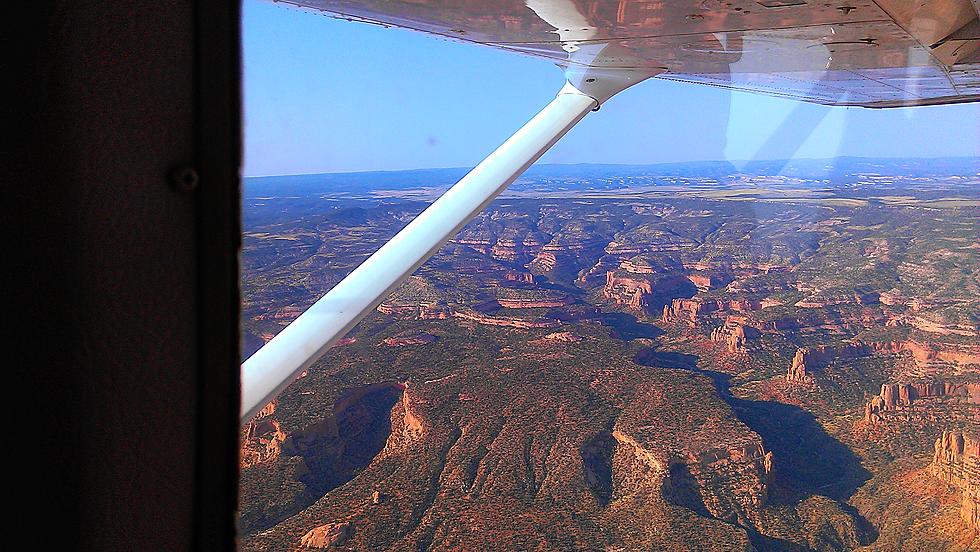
[241,383,402,535]
[662,462,712,518]
[581,431,617,506]
[635,347,878,546]
[600,312,664,340]
[648,278,698,313]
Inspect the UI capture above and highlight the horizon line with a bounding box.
[243,154,977,179]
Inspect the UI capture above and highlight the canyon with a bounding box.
[239,183,979,551]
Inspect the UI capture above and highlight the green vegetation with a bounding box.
[239,175,979,551]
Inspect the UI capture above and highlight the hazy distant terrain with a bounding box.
[244,157,979,198]
[239,159,978,551]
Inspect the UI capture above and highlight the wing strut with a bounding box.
[241,69,657,422]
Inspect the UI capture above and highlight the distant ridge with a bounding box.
[244,157,978,198]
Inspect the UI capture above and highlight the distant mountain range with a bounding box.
[244,156,978,198]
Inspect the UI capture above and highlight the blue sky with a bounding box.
[243,0,979,176]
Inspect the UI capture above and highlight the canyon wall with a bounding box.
[930,431,980,532]
[865,382,980,423]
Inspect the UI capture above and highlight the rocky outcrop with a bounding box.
[662,298,761,327]
[710,320,754,353]
[454,237,492,255]
[930,431,980,532]
[255,305,305,321]
[376,302,449,320]
[504,270,533,284]
[604,272,655,309]
[685,272,730,292]
[785,343,874,384]
[497,298,572,309]
[452,309,560,329]
[611,427,772,526]
[879,340,980,367]
[376,276,449,320]
[382,333,436,347]
[865,382,980,423]
[490,239,525,263]
[675,440,773,524]
[878,288,908,306]
[785,341,979,388]
[494,287,573,309]
[527,251,557,273]
[255,401,277,419]
[399,383,424,441]
[543,331,581,342]
[241,401,287,468]
[663,298,713,326]
[299,521,352,548]
[908,315,978,337]
[786,348,814,384]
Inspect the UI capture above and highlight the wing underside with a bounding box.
[281,0,980,107]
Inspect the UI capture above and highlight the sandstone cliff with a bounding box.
[603,271,655,309]
[865,382,980,423]
[662,298,760,327]
[452,309,560,329]
[299,521,352,548]
[710,319,754,354]
[241,401,287,468]
[930,431,980,532]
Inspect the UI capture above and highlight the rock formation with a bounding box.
[490,238,525,263]
[875,340,980,367]
[685,272,725,291]
[784,342,980,389]
[710,320,753,353]
[494,287,573,309]
[662,298,718,326]
[865,382,980,423]
[930,431,980,532]
[376,277,449,320]
[376,302,449,320]
[241,401,287,468]
[503,270,533,284]
[527,251,557,273]
[662,298,761,327]
[452,309,560,329]
[543,331,581,342]
[786,348,815,384]
[611,428,773,524]
[299,521,352,548]
[382,333,437,347]
[785,343,876,384]
[399,383,424,441]
[603,271,655,309]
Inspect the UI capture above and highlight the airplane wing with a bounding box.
[280,0,980,107]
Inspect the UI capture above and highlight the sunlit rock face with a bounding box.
[604,271,655,309]
[785,344,872,385]
[865,382,980,424]
[711,319,754,354]
[241,401,287,469]
[931,431,980,532]
[299,521,352,549]
[240,169,980,550]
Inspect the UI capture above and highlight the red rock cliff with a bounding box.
[865,382,980,423]
[603,271,655,309]
[710,320,752,353]
[930,431,980,532]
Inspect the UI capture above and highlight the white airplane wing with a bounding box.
[283,0,980,107]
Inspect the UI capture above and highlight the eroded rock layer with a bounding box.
[931,431,980,532]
